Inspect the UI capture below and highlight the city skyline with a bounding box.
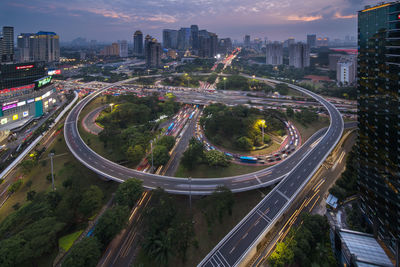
[1,0,377,42]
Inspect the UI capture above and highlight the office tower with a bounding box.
[316,37,329,47]
[289,42,309,68]
[145,38,161,68]
[178,28,191,50]
[0,36,3,60]
[190,25,199,50]
[100,43,119,57]
[253,38,263,51]
[17,33,35,62]
[133,30,143,56]
[34,31,60,62]
[163,29,178,49]
[119,40,128,57]
[357,2,400,252]
[336,56,356,85]
[1,26,14,62]
[244,35,250,48]
[266,42,283,65]
[144,34,152,57]
[329,54,344,71]
[89,40,97,49]
[209,33,218,58]
[307,34,317,48]
[217,38,232,54]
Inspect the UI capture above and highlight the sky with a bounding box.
[0,0,378,43]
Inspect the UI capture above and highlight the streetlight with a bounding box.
[150,140,154,172]
[188,177,192,210]
[223,77,227,90]
[50,153,56,191]
[260,120,266,144]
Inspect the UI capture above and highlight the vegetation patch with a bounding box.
[59,230,84,252]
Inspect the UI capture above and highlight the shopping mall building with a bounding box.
[0,61,58,130]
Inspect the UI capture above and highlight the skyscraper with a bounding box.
[307,34,316,48]
[266,42,283,66]
[244,35,250,48]
[17,33,36,62]
[289,42,310,68]
[178,28,191,50]
[33,31,60,62]
[190,25,199,50]
[162,29,178,49]
[144,34,152,57]
[217,38,232,55]
[133,30,143,56]
[357,2,400,251]
[1,26,14,62]
[145,38,161,68]
[119,40,128,58]
[336,56,356,85]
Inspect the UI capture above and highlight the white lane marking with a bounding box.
[256,210,271,222]
[254,175,261,184]
[276,190,290,201]
[217,251,230,267]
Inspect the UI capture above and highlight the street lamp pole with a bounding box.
[189,177,192,210]
[262,124,264,145]
[50,153,55,191]
[150,141,154,172]
[224,77,226,90]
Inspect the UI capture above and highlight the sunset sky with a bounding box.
[0,0,377,42]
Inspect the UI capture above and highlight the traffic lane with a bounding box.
[216,192,287,266]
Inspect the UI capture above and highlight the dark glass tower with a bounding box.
[133,30,143,56]
[357,2,400,251]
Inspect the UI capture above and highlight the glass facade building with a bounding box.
[357,2,400,251]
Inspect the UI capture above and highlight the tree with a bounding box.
[115,178,143,208]
[150,145,170,167]
[8,180,23,193]
[62,237,102,267]
[126,145,144,164]
[275,83,289,95]
[204,150,230,167]
[94,205,129,248]
[181,138,204,169]
[286,107,294,117]
[157,136,175,151]
[268,242,294,267]
[20,160,36,174]
[235,136,253,151]
[26,190,36,201]
[78,186,104,218]
[200,186,234,228]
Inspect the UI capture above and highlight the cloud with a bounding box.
[334,12,356,19]
[287,15,323,22]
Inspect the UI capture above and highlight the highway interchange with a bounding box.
[64,75,344,266]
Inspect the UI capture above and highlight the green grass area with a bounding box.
[175,162,267,178]
[291,116,330,142]
[59,230,84,252]
[77,96,127,163]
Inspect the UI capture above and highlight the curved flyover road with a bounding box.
[64,77,343,198]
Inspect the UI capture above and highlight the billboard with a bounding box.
[48,69,61,75]
[35,76,52,89]
[16,65,34,70]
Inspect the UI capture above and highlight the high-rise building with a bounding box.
[99,43,119,57]
[144,34,152,57]
[15,31,59,63]
[307,34,316,48]
[34,31,60,62]
[119,40,128,58]
[178,28,191,50]
[1,26,14,62]
[357,2,400,252]
[336,56,356,85]
[244,35,250,48]
[163,29,178,49]
[217,38,232,55]
[289,42,310,68]
[190,25,199,50]
[329,54,344,71]
[316,37,329,47]
[17,33,36,62]
[266,42,283,66]
[133,30,143,56]
[145,38,161,68]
